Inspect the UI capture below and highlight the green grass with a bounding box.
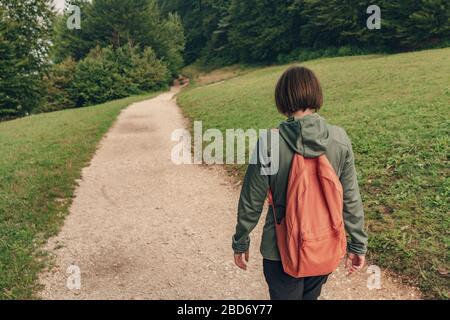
[0,92,160,299]
[178,48,450,299]
[182,63,256,86]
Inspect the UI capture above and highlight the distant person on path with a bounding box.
[232,66,368,300]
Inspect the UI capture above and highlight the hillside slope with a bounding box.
[178,48,450,298]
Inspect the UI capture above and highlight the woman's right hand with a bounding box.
[234,250,250,270]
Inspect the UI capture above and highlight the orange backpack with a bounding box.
[268,153,347,278]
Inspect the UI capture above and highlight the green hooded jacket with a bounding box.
[232,114,368,260]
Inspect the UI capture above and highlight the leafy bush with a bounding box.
[132,48,171,91]
[69,47,118,107]
[67,45,169,108]
[40,58,77,113]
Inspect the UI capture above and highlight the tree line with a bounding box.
[158,0,450,66]
[1,0,449,120]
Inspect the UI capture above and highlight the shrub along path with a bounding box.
[39,88,420,299]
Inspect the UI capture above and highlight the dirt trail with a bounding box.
[39,88,420,300]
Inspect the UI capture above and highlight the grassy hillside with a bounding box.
[0,92,159,299]
[178,48,450,298]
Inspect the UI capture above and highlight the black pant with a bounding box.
[263,259,329,300]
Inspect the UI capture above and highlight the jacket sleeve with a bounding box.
[232,142,270,254]
[340,140,368,255]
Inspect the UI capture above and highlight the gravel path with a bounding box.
[39,89,421,300]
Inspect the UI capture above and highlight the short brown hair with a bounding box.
[275,66,323,115]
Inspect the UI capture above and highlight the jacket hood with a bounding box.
[278,113,331,158]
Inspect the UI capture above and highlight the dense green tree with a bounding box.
[198,0,235,66]
[52,0,92,62]
[158,0,231,65]
[41,58,77,113]
[53,0,185,74]
[127,47,171,91]
[156,12,185,75]
[0,0,54,119]
[298,0,371,48]
[158,0,205,64]
[298,0,450,50]
[227,0,299,62]
[84,0,161,49]
[383,0,450,49]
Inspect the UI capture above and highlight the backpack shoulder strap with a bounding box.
[317,154,344,228]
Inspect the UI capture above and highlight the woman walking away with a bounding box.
[232,66,368,300]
